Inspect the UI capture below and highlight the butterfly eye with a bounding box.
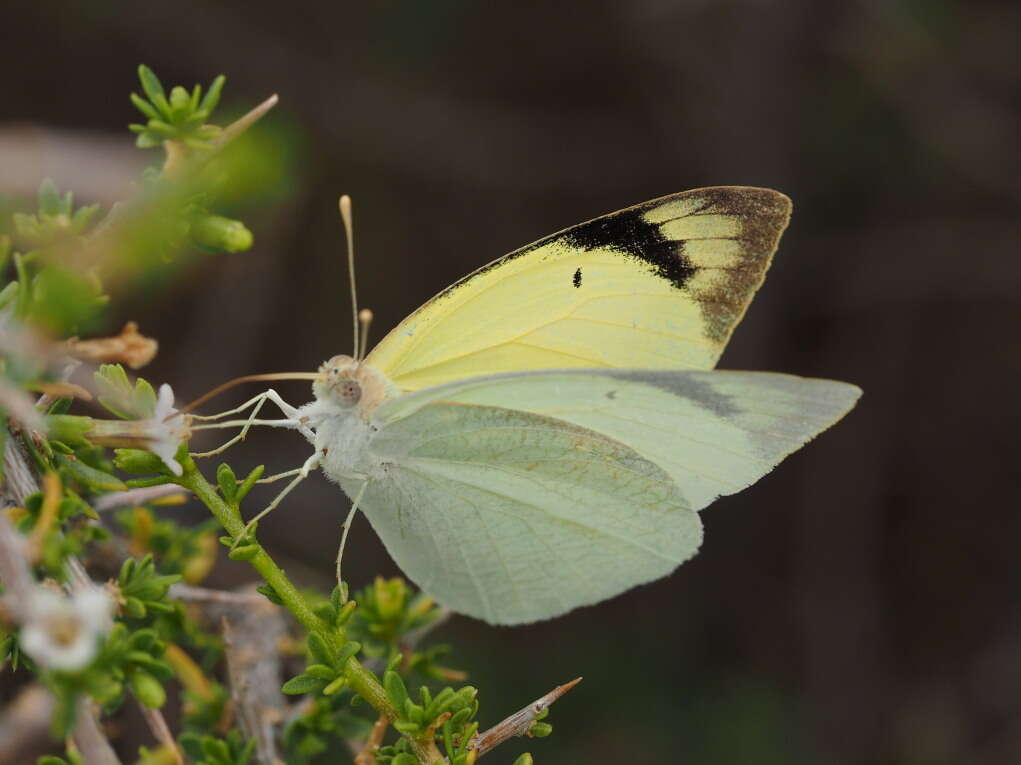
[335,379,362,407]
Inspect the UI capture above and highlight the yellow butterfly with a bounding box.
[195,187,861,624]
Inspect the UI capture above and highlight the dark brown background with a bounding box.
[3,1,1020,763]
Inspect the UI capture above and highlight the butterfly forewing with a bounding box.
[365,187,791,391]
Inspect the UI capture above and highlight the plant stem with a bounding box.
[176,459,445,764]
[176,459,323,638]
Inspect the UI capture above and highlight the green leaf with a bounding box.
[529,721,553,738]
[54,453,127,491]
[306,632,333,668]
[235,465,264,503]
[130,670,167,708]
[137,65,170,116]
[114,449,167,475]
[303,664,336,681]
[216,463,238,504]
[383,670,409,713]
[255,583,283,605]
[512,754,535,765]
[45,415,94,447]
[227,544,260,561]
[189,215,254,254]
[322,676,348,696]
[130,92,160,120]
[281,673,326,696]
[38,179,62,216]
[199,74,226,114]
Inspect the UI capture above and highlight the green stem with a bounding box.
[176,458,444,764]
[176,459,323,637]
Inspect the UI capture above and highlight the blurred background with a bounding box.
[3,1,1021,762]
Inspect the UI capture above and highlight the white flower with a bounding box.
[145,383,188,476]
[19,584,114,672]
[86,383,190,475]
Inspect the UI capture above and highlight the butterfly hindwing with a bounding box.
[341,400,702,625]
[365,187,792,391]
[349,368,859,624]
[374,368,861,514]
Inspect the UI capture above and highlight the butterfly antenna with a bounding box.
[173,372,320,417]
[338,194,360,360]
[356,308,373,363]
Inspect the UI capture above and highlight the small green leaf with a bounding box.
[322,676,348,696]
[199,74,226,114]
[189,215,254,254]
[235,465,264,503]
[228,544,260,561]
[306,632,333,668]
[217,463,238,503]
[130,670,167,708]
[54,453,127,491]
[383,670,409,712]
[512,754,535,765]
[114,449,167,475]
[256,583,283,605]
[130,92,160,120]
[528,721,552,738]
[282,673,325,696]
[303,664,336,681]
[137,65,170,115]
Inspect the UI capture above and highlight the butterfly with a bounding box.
[200,186,861,625]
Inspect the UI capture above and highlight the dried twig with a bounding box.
[354,714,390,765]
[0,507,34,620]
[0,378,45,432]
[2,429,122,763]
[72,697,122,765]
[93,484,190,513]
[401,607,452,655]
[68,321,158,370]
[169,582,266,605]
[215,94,280,150]
[0,684,55,763]
[135,697,184,765]
[471,678,582,758]
[220,599,287,765]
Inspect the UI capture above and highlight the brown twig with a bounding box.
[135,698,183,765]
[169,582,268,606]
[0,684,55,763]
[2,429,123,762]
[93,484,190,513]
[0,506,34,620]
[354,714,390,765]
[215,94,280,150]
[68,321,158,370]
[71,697,122,765]
[470,678,582,758]
[221,603,287,765]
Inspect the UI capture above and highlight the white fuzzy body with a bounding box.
[294,356,400,485]
[298,398,383,483]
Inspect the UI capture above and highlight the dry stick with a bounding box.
[73,697,122,765]
[134,699,183,765]
[354,714,390,765]
[92,484,190,513]
[471,678,583,758]
[0,684,55,763]
[169,582,267,606]
[221,605,287,765]
[1,433,124,765]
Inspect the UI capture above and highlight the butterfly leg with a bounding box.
[232,451,321,548]
[335,479,369,595]
[189,389,314,458]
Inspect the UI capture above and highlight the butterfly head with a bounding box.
[313,355,392,414]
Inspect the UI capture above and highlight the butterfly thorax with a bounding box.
[298,355,399,483]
